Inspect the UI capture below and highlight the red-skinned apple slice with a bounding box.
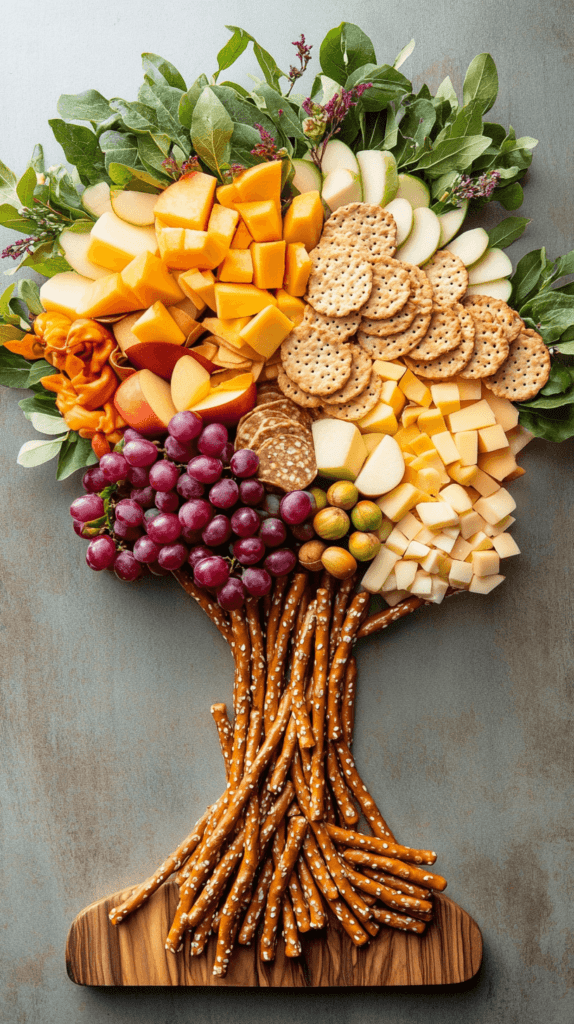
[171,355,211,411]
[189,375,256,425]
[114,369,177,436]
[113,315,215,380]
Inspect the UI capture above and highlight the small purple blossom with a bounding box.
[287,34,312,95]
[449,169,502,203]
[1,237,35,260]
[302,84,373,169]
[161,155,201,180]
[251,124,282,161]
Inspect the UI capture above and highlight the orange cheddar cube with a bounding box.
[283,242,312,296]
[275,289,305,325]
[251,240,286,290]
[132,301,186,345]
[236,200,282,242]
[234,162,282,203]
[216,183,240,209]
[217,249,253,283]
[179,269,216,311]
[78,273,141,318]
[155,224,226,270]
[238,304,293,359]
[208,204,239,251]
[214,283,278,319]
[153,171,217,230]
[121,251,183,308]
[231,221,254,249]
[202,316,252,350]
[282,191,323,251]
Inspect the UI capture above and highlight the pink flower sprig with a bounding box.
[251,124,283,161]
[302,84,372,170]
[1,238,35,261]
[221,163,247,184]
[161,155,201,180]
[286,34,313,96]
[446,169,502,204]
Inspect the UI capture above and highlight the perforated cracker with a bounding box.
[321,371,381,421]
[463,295,522,342]
[303,305,361,342]
[321,203,397,260]
[483,328,551,401]
[281,327,352,396]
[257,434,317,490]
[423,249,468,307]
[459,317,509,379]
[358,307,431,360]
[359,257,411,320]
[404,334,474,379]
[452,301,476,345]
[306,246,373,317]
[277,367,321,408]
[406,307,463,362]
[360,263,432,338]
[321,344,373,405]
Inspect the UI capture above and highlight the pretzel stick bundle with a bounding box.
[324,824,437,865]
[327,591,370,742]
[334,740,395,841]
[229,609,252,790]
[329,576,357,659]
[342,848,447,891]
[213,794,260,977]
[297,855,326,929]
[264,574,307,732]
[282,896,303,957]
[310,587,332,821]
[245,597,266,769]
[362,866,434,902]
[326,744,359,825]
[260,815,308,961]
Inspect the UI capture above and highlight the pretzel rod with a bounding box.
[229,609,252,789]
[267,717,297,794]
[324,780,338,824]
[259,782,295,853]
[334,739,395,841]
[356,596,424,639]
[327,591,370,742]
[299,739,313,786]
[341,656,357,747]
[282,896,302,957]
[183,827,246,933]
[342,848,447,891]
[341,861,433,914]
[245,708,263,773]
[287,870,311,933]
[262,589,272,628]
[260,815,308,961]
[301,833,339,901]
[210,703,233,781]
[290,748,313,818]
[213,794,260,977]
[297,855,326,929]
[361,915,380,938]
[320,569,336,598]
[264,573,308,733]
[245,597,266,769]
[237,856,274,945]
[109,806,212,924]
[190,902,219,956]
[175,794,227,887]
[329,575,356,659]
[324,823,437,865]
[265,575,289,665]
[172,569,232,643]
[363,866,433,901]
[326,898,369,946]
[272,819,286,863]
[370,905,426,933]
[310,822,373,924]
[309,587,331,821]
[294,580,311,639]
[290,602,316,749]
[326,743,359,826]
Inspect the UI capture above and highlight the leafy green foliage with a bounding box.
[488,217,530,249]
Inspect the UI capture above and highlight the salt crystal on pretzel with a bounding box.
[327,590,370,742]
[324,823,437,865]
[282,896,303,957]
[371,904,426,933]
[334,739,395,841]
[310,587,331,821]
[238,856,274,945]
[326,898,369,946]
[329,575,356,659]
[290,601,317,749]
[260,815,308,961]
[363,866,433,901]
[341,656,357,747]
[288,869,311,933]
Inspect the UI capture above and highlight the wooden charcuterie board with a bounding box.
[66,880,482,987]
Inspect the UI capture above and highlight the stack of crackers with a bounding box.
[277,202,551,417]
[236,385,317,491]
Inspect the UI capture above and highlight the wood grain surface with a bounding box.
[66,881,482,987]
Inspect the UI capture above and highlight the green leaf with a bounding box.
[0,158,19,206]
[320,23,377,85]
[254,85,306,142]
[518,403,574,442]
[99,130,139,172]
[435,76,458,107]
[108,163,167,189]
[394,39,415,71]
[56,432,98,479]
[488,216,530,249]
[216,26,252,79]
[0,203,36,233]
[17,436,66,468]
[49,119,106,185]
[137,135,170,178]
[253,43,284,91]
[539,362,573,396]
[0,347,32,387]
[414,135,491,176]
[109,98,159,135]
[30,410,68,435]
[16,166,37,208]
[434,99,483,143]
[345,64,411,111]
[230,123,264,166]
[553,250,574,281]
[179,74,209,129]
[394,98,436,166]
[462,53,498,113]
[191,87,234,177]
[138,82,188,152]
[0,324,26,345]
[495,182,524,210]
[19,392,59,420]
[15,251,71,278]
[17,279,43,315]
[212,85,276,136]
[554,338,574,355]
[522,293,574,343]
[520,381,574,410]
[512,248,547,307]
[31,145,44,176]
[57,90,112,123]
[27,359,59,386]
[142,52,186,92]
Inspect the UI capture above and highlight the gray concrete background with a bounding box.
[1,0,573,1020]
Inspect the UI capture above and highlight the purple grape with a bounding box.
[70,494,104,522]
[82,466,106,493]
[216,577,245,610]
[123,439,159,468]
[144,507,162,529]
[100,451,128,483]
[155,490,180,513]
[242,567,272,598]
[291,522,315,542]
[157,543,189,570]
[146,512,182,544]
[187,455,223,484]
[179,499,213,531]
[209,477,239,509]
[259,518,287,547]
[202,515,232,547]
[230,506,260,538]
[130,486,155,509]
[114,550,142,581]
[133,535,161,564]
[194,555,230,588]
[239,478,264,506]
[188,544,214,569]
[280,490,313,526]
[126,465,149,488]
[198,422,228,457]
[233,537,265,566]
[168,410,202,442]
[164,435,195,462]
[181,526,203,544]
[123,428,146,443]
[149,459,180,492]
[73,519,93,539]
[148,561,171,577]
[115,498,144,527]
[221,441,235,465]
[176,473,205,500]
[230,448,259,479]
[263,493,281,517]
[85,534,117,571]
[113,520,142,542]
[264,548,297,576]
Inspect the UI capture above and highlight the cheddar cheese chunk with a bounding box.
[251,241,286,290]
[236,200,282,242]
[283,242,313,296]
[282,191,323,251]
[132,301,186,345]
[121,251,183,307]
[238,304,293,358]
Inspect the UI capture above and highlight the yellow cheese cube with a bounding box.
[433,532,457,554]
[156,224,226,270]
[202,316,251,350]
[469,573,505,595]
[214,283,277,319]
[410,432,436,456]
[449,559,473,588]
[178,269,216,311]
[208,204,239,250]
[439,483,473,513]
[153,172,217,229]
[234,161,282,203]
[452,378,481,401]
[217,249,253,283]
[380,570,398,593]
[432,430,460,465]
[357,402,398,435]
[377,483,426,521]
[78,273,141,318]
[481,386,519,432]
[483,514,515,537]
[414,525,437,546]
[472,550,500,576]
[401,405,424,428]
[430,383,460,416]
[465,531,493,554]
[88,211,159,272]
[447,399,497,433]
[231,220,254,249]
[472,467,500,497]
[402,465,419,486]
[474,488,516,525]
[236,200,282,242]
[39,272,91,319]
[380,380,406,416]
[283,242,313,296]
[238,304,293,358]
[173,272,206,313]
[275,289,305,325]
[411,450,449,485]
[436,552,453,579]
[385,528,410,556]
[132,301,186,345]
[282,191,323,251]
[394,423,421,450]
[448,461,478,486]
[478,449,518,481]
[403,451,416,465]
[216,183,240,210]
[121,251,183,308]
[417,408,447,435]
[372,359,406,382]
[477,424,509,453]
[459,509,486,539]
[416,467,441,495]
[428,577,449,603]
[454,430,478,466]
[398,369,432,407]
[251,240,286,290]
[491,533,520,558]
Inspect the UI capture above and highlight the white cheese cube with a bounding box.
[361,547,399,593]
[442,525,460,539]
[447,399,497,433]
[433,532,457,554]
[459,509,486,539]
[481,388,519,431]
[466,531,494,553]
[382,589,411,607]
[414,525,437,545]
[483,515,515,537]
[377,482,423,521]
[477,424,509,452]
[410,570,433,597]
[432,430,460,465]
[449,559,473,588]
[492,532,521,558]
[395,559,417,590]
[311,419,367,480]
[380,570,398,592]
[469,573,505,595]
[385,528,409,555]
[472,468,500,497]
[404,540,430,561]
[396,511,422,540]
[472,550,500,576]
[474,488,516,525]
[454,430,478,466]
[420,549,442,574]
[428,577,449,604]
[451,536,472,561]
[416,502,459,530]
[439,483,473,513]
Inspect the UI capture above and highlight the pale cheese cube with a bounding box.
[382,589,412,607]
[399,369,432,407]
[430,383,460,415]
[311,419,367,481]
[361,548,399,593]
[395,560,417,590]
[451,536,472,561]
[492,532,521,558]
[380,570,398,592]
[447,400,496,433]
[433,532,457,554]
[410,432,436,455]
[459,509,486,540]
[413,525,436,546]
[477,449,518,481]
[380,380,406,416]
[442,525,460,539]
[454,430,478,466]
[453,378,481,401]
[404,540,430,562]
[469,573,505,595]
[396,512,422,540]
[477,424,509,452]
[377,483,425,521]
[481,387,519,431]
[357,402,398,435]
[417,408,447,435]
[432,431,460,465]
[385,528,409,556]
[420,549,442,574]
[416,502,459,530]
[484,515,515,537]
[439,483,473,513]
[472,468,500,497]
[472,550,500,576]
[410,570,433,597]
[401,405,424,427]
[428,577,449,604]
[364,432,385,455]
[394,423,421,450]
[448,461,478,486]
[410,450,450,485]
[375,520,393,543]
[372,359,406,381]
[449,559,473,588]
[506,425,534,456]
[466,531,494,553]
[436,552,453,579]
[474,488,516,525]
[416,467,442,495]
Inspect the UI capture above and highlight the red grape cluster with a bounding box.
[70,412,316,610]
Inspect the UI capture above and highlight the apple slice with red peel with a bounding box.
[171,355,211,411]
[114,369,177,436]
[113,315,212,380]
[190,374,256,425]
[110,190,157,226]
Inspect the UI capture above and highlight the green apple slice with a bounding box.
[396,207,441,266]
[81,181,113,218]
[291,158,322,195]
[59,228,110,280]
[384,197,413,246]
[321,139,360,176]
[356,150,398,206]
[467,247,513,285]
[395,173,430,209]
[322,168,362,211]
[437,201,468,246]
[110,189,157,226]
[466,279,512,301]
[446,227,489,266]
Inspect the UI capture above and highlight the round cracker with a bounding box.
[277,367,321,408]
[321,203,397,260]
[452,301,476,345]
[357,307,432,360]
[306,246,373,317]
[281,328,353,396]
[249,418,309,450]
[256,398,312,428]
[462,295,522,342]
[321,371,381,421]
[459,316,509,379]
[404,334,474,379]
[423,249,468,307]
[483,328,551,401]
[406,307,463,362]
[257,433,317,491]
[302,305,361,342]
[361,298,418,337]
[359,256,411,320]
[236,410,293,450]
[321,344,373,405]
